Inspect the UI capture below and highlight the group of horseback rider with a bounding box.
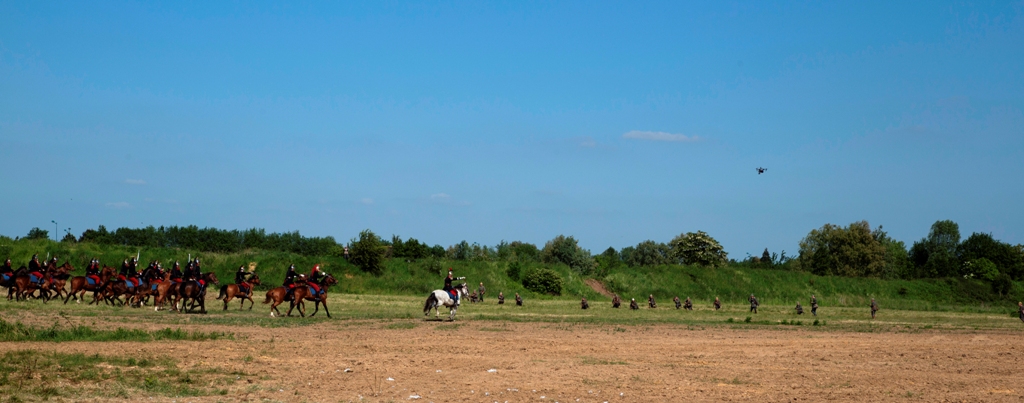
[2,254,64,295]
[280,263,329,300]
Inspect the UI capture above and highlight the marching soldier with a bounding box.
[581,297,589,310]
[630,298,639,310]
[749,294,759,313]
[811,295,818,316]
[684,297,693,311]
[648,294,657,308]
[612,294,621,308]
[478,282,486,302]
[795,302,804,315]
[515,293,523,306]
[497,291,505,304]
[713,297,721,310]
[870,298,879,319]
[673,296,682,309]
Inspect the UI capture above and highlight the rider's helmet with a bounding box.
[194,258,200,265]
[32,254,38,260]
[289,264,295,271]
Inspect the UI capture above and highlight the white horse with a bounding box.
[423,283,468,321]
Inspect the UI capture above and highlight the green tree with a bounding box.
[669,231,728,267]
[626,240,671,267]
[910,220,961,278]
[349,229,385,275]
[873,226,911,279]
[797,221,885,277]
[540,235,596,275]
[957,233,1023,280]
[26,227,49,240]
[521,267,562,295]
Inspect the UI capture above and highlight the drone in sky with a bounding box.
[756,167,767,175]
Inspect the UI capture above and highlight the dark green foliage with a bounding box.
[448,240,472,260]
[392,237,431,260]
[797,221,885,277]
[910,220,961,278]
[875,227,911,279]
[61,232,76,243]
[992,273,1013,296]
[26,227,49,240]
[626,240,671,267]
[541,235,596,275]
[521,267,563,295]
[957,233,1023,280]
[506,260,522,280]
[595,247,623,276]
[349,229,385,275]
[78,225,337,256]
[497,241,541,262]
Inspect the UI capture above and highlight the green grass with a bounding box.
[0,350,242,401]
[0,318,232,342]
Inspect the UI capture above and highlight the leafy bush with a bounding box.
[669,231,728,267]
[540,235,596,275]
[991,273,1013,296]
[26,227,49,240]
[521,267,562,295]
[797,221,885,277]
[625,240,670,267]
[349,229,385,275]
[506,260,522,281]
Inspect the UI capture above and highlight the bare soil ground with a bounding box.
[4,319,1023,402]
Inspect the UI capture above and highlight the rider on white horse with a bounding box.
[442,269,465,305]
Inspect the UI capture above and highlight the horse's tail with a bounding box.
[262,290,272,304]
[423,292,437,314]
[216,285,227,300]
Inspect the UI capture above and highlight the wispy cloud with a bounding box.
[124,179,147,185]
[105,201,132,209]
[429,193,470,206]
[430,193,451,201]
[577,136,597,148]
[622,130,700,142]
[360,198,374,205]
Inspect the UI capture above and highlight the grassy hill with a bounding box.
[2,238,1021,313]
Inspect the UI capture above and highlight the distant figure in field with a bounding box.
[581,297,589,310]
[684,297,693,311]
[630,298,639,310]
[343,246,349,260]
[469,291,478,303]
[497,292,505,305]
[648,294,657,308]
[811,295,818,316]
[870,298,879,319]
[612,294,621,308]
[515,293,523,306]
[1018,302,1023,323]
[795,302,804,315]
[673,296,681,309]
[478,282,486,302]
[749,294,759,313]
[714,297,721,310]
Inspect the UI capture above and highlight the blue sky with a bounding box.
[1,1,1022,257]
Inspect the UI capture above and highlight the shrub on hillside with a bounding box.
[626,240,671,267]
[991,273,1013,296]
[349,229,385,275]
[797,221,885,277]
[506,260,523,281]
[26,228,49,240]
[541,235,596,275]
[521,267,562,295]
[669,231,728,267]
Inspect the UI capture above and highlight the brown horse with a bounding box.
[262,279,309,318]
[47,262,75,301]
[12,273,52,302]
[216,274,262,310]
[152,272,181,311]
[64,265,115,304]
[173,272,219,314]
[303,274,338,318]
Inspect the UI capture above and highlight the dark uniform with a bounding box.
[515,293,523,306]
[870,299,879,319]
[648,294,657,308]
[283,265,298,287]
[714,297,721,310]
[673,296,681,309]
[795,302,804,315]
[630,298,639,310]
[478,282,486,302]
[85,259,100,276]
[497,292,505,304]
[749,294,759,313]
[28,255,41,272]
[169,262,183,282]
[612,294,621,308]
[684,297,693,311]
[581,297,589,310]
[235,266,251,293]
[0,258,12,283]
[811,295,818,316]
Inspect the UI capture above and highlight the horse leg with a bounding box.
[286,301,295,317]
[321,300,330,319]
[309,299,319,317]
[223,295,229,311]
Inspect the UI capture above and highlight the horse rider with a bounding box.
[0,258,12,284]
[169,261,183,283]
[308,264,327,297]
[84,258,101,285]
[185,258,205,290]
[442,269,465,305]
[28,254,41,272]
[125,258,141,288]
[283,264,299,299]
[235,265,253,295]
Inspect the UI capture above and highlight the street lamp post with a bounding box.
[51,220,57,242]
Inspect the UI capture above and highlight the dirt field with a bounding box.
[5,318,1023,402]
